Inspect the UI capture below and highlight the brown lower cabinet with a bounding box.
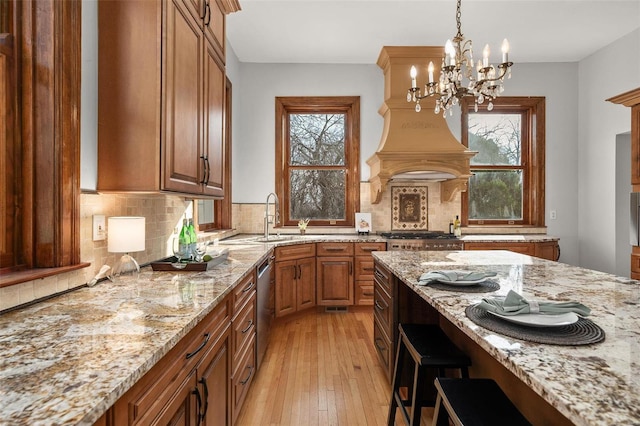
[274,244,317,317]
[109,296,232,425]
[102,270,259,426]
[316,242,354,306]
[464,240,560,261]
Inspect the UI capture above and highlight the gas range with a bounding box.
[380,232,464,251]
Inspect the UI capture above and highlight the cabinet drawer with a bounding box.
[317,242,354,256]
[374,263,392,295]
[231,334,256,423]
[355,281,374,305]
[232,271,256,315]
[373,319,393,381]
[355,256,375,280]
[373,285,392,337]
[275,243,316,262]
[354,242,386,256]
[232,297,256,368]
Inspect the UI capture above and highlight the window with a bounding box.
[461,97,545,227]
[275,96,360,227]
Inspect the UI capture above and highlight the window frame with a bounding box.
[275,96,360,228]
[1,0,86,287]
[461,96,545,227]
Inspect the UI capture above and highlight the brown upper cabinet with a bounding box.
[607,88,640,189]
[97,0,237,198]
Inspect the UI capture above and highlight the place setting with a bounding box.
[417,270,500,293]
[465,290,605,345]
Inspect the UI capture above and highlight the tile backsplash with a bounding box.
[1,181,460,312]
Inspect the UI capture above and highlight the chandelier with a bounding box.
[407,0,513,115]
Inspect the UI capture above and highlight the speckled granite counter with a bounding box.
[0,234,385,425]
[372,250,640,426]
[461,234,559,242]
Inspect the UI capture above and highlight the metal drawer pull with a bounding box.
[374,300,386,311]
[243,281,255,293]
[325,247,346,251]
[240,366,254,385]
[374,337,386,352]
[374,270,385,280]
[186,333,211,359]
[241,319,254,333]
[363,267,374,271]
[361,247,377,252]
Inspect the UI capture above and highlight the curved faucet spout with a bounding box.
[264,193,280,239]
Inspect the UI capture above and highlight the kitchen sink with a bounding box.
[220,235,301,245]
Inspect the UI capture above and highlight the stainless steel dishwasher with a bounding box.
[256,255,274,369]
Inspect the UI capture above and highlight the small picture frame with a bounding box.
[355,213,372,234]
[391,186,428,230]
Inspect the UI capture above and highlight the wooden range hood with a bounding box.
[367,46,476,204]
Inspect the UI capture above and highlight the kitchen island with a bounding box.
[372,250,640,426]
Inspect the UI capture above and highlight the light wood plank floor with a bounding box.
[236,308,433,426]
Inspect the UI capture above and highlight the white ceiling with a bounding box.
[227,0,640,64]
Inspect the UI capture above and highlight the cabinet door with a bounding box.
[202,40,225,197]
[275,260,297,317]
[180,0,205,24]
[163,0,203,194]
[316,257,353,306]
[203,0,225,60]
[199,327,230,426]
[297,257,316,310]
[534,241,560,261]
[154,375,198,426]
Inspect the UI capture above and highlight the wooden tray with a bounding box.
[151,249,229,271]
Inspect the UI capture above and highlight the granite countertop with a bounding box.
[372,250,640,426]
[0,234,385,425]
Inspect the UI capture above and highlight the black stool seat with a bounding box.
[432,378,531,426]
[387,324,471,426]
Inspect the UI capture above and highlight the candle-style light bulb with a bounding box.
[482,44,490,68]
[427,61,434,83]
[445,39,455,66]
[501,38,510,63]
[410,65,417,88]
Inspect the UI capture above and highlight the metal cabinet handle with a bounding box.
[241,319,254,334]
[325,247,346,252]
[199,155,208,185]
[298,265,302,280]
[374,270,385,280]
[292,264,297,280]
[243,281,255,293]
[204,156,210,185]
[361,246,377,252]
[204,2,211,26]
[374,337,386,352]
[186,333,211,359]
[349,261,352,276]
[198,377,209,422]
[240,366,254,385]
[363,267,374,272]
[192,386,203,426]
[374,300,386,311]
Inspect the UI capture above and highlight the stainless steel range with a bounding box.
[380,232,463,251]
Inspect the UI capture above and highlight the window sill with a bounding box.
[0,263,91,288]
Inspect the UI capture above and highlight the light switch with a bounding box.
[93,215,106,241]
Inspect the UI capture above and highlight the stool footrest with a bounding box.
[433,378,531,426]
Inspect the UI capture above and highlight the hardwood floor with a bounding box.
[236,307,433,426]
[237,307,390,425]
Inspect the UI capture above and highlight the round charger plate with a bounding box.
[465,304,605,345]
[487,311,579,328]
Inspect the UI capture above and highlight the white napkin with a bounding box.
[417,270,497,285]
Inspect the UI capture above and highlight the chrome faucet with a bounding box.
[264,192,280,240]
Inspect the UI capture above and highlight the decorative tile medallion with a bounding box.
[391,186,428,230]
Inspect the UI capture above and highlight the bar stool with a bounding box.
[432,378,532,426]
[387,323,472,426]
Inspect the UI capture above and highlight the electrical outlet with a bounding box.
[550,210,557,220]
[93,215,106,241]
